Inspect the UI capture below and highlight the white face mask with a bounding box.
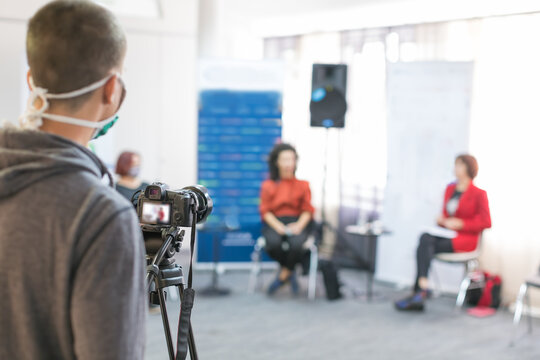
[18,73,125,140]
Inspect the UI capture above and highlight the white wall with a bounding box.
[0,20,27,124]
[0,0,199,188]
[98,0,199,187]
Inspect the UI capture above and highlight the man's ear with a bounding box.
[26,70,32,90]
[102,74,118,105]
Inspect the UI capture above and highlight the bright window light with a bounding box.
[385,32,399,62]
[400,42,418,62]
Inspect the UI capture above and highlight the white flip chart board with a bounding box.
[377,62,474,289]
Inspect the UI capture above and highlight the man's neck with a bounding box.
[39,121,91,146]
[38,98,103,147]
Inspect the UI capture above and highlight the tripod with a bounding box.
[146,228,198,360]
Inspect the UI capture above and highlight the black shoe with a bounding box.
[394,292,425,311]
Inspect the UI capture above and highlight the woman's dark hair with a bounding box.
[455,154,479,179]
[115,151,139,176]
[268,143,298,181]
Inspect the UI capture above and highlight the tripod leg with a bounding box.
[178,284,198,360]
[187,322,198,360]
[157,287,176,360]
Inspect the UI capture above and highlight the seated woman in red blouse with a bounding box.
[395,154,491,311]
[260,143,315,295]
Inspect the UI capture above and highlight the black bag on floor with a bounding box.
[466,271,502,309]
[319,259,342,300]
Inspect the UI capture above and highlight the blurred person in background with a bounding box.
[115,151,149,202]
[115,151,160,313]
[395,154,491,311]
[260,143,315,295]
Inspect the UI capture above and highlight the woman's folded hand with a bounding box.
[443,217,464,230]
[436,215,446,227]
[286,222,304,235]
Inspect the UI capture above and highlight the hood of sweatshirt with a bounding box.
[0,128,112,199]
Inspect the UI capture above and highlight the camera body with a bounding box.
[137,182,213,233]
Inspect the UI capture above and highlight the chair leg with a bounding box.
[525,285,533,334]
[456,260,477,308]
[456,264,471,308]
[248,246,262,294]
[513,283,528,327]
[430,263,442,297]
[456,277,471,308]
[308,245,318,300]
[511,283,529,346]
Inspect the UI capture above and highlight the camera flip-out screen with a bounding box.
[141,201,171,225]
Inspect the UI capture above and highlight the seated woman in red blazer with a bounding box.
[395,154,491,311]
[259,143,315,295]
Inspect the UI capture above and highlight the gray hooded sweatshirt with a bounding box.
[0,128,146,359]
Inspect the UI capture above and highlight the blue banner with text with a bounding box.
[197,90,282,263]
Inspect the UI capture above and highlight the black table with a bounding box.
[197,224,238,296]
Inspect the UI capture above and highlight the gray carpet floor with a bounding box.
[145,268,540,359]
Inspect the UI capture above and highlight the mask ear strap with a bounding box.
[46,73,116,100]
[40,112,117,128]
[18,78,50,129]
[18,72,120,130]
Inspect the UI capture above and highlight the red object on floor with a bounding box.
[467,306,496,318]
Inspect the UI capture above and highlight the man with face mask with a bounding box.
[0,1,146,359]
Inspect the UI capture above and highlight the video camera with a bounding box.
[137,182,213,232]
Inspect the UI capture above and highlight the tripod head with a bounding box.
[146,227,185,291]
[144,227,185,259]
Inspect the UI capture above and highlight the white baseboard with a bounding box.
[193,262,278,271]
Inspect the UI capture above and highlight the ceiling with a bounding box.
[222,0,403,18]
[95,0,160,18]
